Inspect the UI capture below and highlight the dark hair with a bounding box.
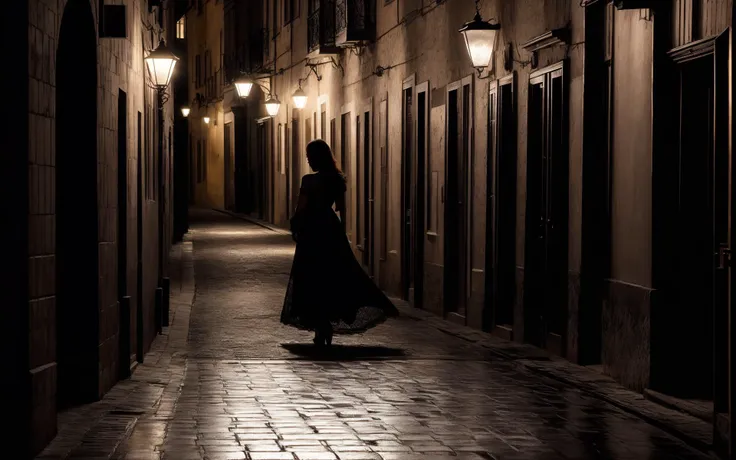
[306,139,343,175]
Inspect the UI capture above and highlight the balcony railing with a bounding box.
[307,0,337,55]
[335,0,374,46]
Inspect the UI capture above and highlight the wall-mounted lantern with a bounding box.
[234,76,255,98]
[459,0,500,78]
[203,116,211,124]
[181,106,190,117]
[144,39,179,90]
[292,86,307,110]
[265,95,281,117]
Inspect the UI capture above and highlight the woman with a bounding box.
[281,139,399,346]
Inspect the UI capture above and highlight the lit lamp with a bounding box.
[234,76,254,98]
[181,106,190,117]
[143,38,179,290]
[459,3,500,77]
[144,39,179,90]
[203,116,210,124]
[265,95,281,117]
[292,86,307,109]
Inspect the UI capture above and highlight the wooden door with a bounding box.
[414,84,428,309]
[361,107,375,276]
[402,86,415,300]
[486,75,516,335]
[291,119,301,214]
[444,83,469,319]
[224,122,234,210]
[523,62,568,353]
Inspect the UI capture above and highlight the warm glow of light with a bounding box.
[292,87,307,109]
[203,116,210,124]
[459,15,500,70]
[181,106,190,117]
[235,77,254,98]
[144,40,179,88]
[176,16,186,39]
[265,95,281,117]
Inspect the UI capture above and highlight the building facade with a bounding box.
[182,0,734,455]
[1,0,180,456]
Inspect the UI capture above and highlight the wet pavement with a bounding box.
[40,209,713,459]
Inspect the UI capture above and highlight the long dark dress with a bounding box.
[281,171,399,333]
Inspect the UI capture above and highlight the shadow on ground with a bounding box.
[281,343,407,360]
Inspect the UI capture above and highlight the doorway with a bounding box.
[361,106,375,277]
[340,113,352,243]
[136,112,144,364]
[356,114,364,261]
[402,83,414,301]
[55,0,99,408]
[291,118,301,211]
[224,122,234,210]
[486,76,516,335]
[444,80,472,320]
[523,62,568,354]
[654,33,730,407]
[255,121,267,220]
[117,89,131,377]
[413,84,428,309]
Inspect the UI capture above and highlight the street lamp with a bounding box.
[459,0,500,77]
[143,38,179,327]
[234,76,255,98]
[144,39,179,90]
[181,106,190,117]
[203,116,211,124]
[292,86,307,110]
[265,95,281,117]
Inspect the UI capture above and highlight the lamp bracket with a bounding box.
[475,68,492,80]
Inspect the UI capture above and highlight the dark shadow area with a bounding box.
[56,0,99,409]
[281,343,406,360]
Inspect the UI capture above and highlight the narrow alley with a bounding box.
[36,209,711,460]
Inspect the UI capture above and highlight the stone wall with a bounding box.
[23,0,176,455]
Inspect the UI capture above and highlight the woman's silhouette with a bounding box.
[281,139,399,346]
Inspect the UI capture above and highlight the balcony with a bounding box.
[335,0,375,47]
[307,1,339,56]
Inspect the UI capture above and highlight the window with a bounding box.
[305,117,312,144]
[321,104,327,139]
[277,124,283,175]
[176,16,185,39]
[195,54,201,87]
[272,0,278,33]
[284,0,294,24]
[279,124,286,175]
[330,118,336,152]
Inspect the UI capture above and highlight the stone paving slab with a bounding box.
[36,210,716,460]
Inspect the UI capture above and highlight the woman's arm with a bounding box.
[335,191,347,235]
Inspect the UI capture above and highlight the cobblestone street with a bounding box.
[37,209,714,460]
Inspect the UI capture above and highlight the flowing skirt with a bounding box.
[280,209,399,333]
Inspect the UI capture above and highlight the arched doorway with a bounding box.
[55,0,99,408]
